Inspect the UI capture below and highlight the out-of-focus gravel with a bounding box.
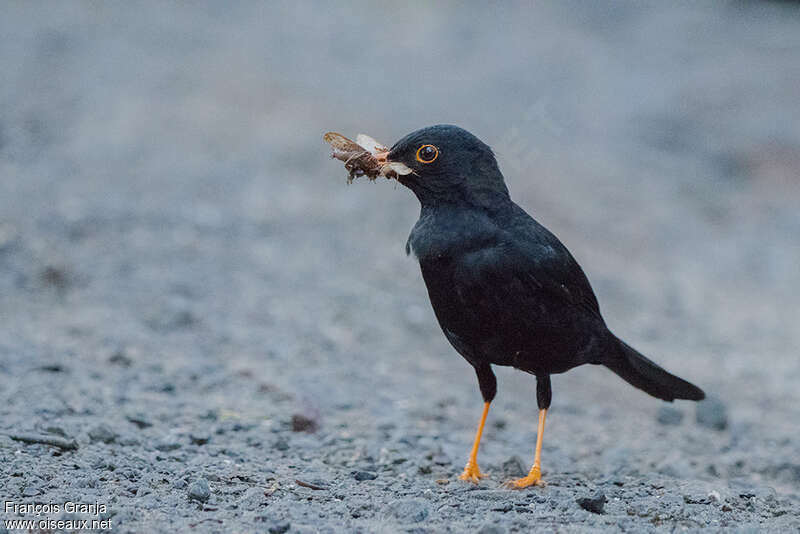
[1,3,799,533]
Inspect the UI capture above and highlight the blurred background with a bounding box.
[1,2,799,531]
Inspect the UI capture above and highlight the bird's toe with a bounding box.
[505,466,544,489]
[458,462,488,483]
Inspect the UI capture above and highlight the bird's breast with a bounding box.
[407,207,500,262]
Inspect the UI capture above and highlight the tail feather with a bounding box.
[604,338,705,402]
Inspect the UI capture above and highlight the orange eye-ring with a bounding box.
[416,144,439,164]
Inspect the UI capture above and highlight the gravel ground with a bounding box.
[1,2,800,533]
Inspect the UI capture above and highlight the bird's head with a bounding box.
[376,125,509,206]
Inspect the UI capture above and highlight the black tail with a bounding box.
[604,338,705,402]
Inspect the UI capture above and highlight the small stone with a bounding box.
[267,520,290,534]
[502,455,526,477]
[577,491,606,514]
[88,424,118,444]
[40,265,70,290]
[190,433,211,446]
[291,414,318,433]
[126,414,152,429]
[109,350,133,367]
[91,457,110,469]
[37,363,66,373]
[22,486,41,497]
[187,478,211,502]
[730,480,777,501]
[274,438,290,451]
[155,440,181,452]
[238,487,269,510]
[657,405,684,426]
[477,524,507,534]
[385,498,429,523]
[200,410,218,421]
[352,470,377,481]
[118,436,141,447]
[696,396,728,431]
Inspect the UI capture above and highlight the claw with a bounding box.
[505,465,544,489]
[458,462,488,483]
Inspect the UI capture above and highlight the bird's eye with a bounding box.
[416,144,439,164]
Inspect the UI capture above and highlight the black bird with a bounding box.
[369,125,705,488]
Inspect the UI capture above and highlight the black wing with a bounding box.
[451,240,601,326]
[432,210,607,373]
[454,202,601,318]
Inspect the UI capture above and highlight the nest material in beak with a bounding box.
[324,132,412,183]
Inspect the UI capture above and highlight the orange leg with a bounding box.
[508,408,547,488]
[459,401,490,483]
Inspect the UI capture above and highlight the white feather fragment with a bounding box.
[383,162,413,176]
[355,134,389,155]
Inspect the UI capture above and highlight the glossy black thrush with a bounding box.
[366,125,704,488]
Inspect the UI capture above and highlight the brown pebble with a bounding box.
[291,414,318,433]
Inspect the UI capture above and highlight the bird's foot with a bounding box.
[458,461,488,483]
[506,465,544,489]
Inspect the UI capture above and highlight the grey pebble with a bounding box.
[577,491,606,514]
[155,440,182,452]
[267,520,290,534]
[238,487,269,510]
[657,405,684,425]
[502,455,526,477]
[22,486,41,497]
[190,433,211,445]
[353,470,378,481]
[126,413,153,429]
[88,424,118,444]
[117,436,141,447]
[476,524,507,534]
[385,498,429,523]
[43,425,68,437]
[187,478,211,502]
[108,350,133,367]
[696,396,728,430]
